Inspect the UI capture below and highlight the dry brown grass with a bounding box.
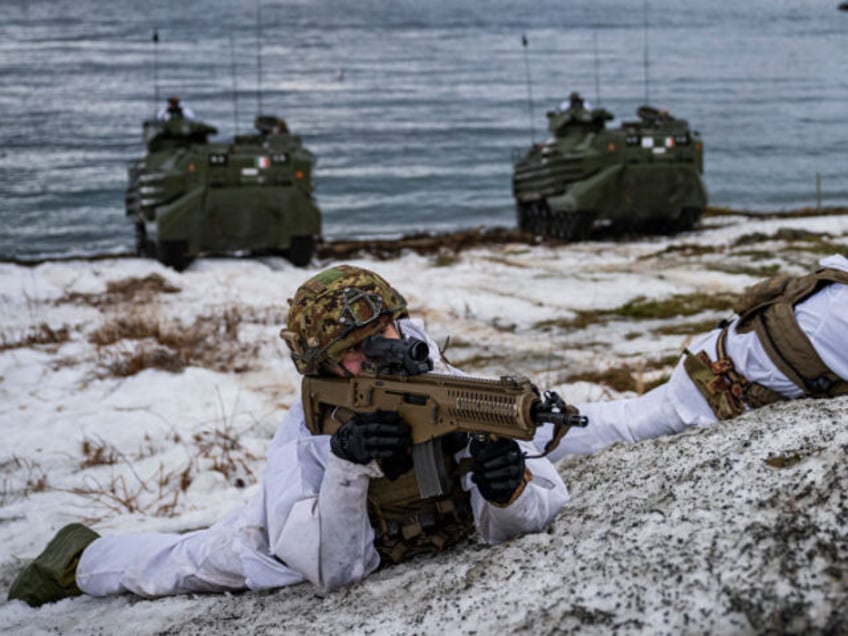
[98,344,189,377]
[0,323,71,352]
[732,227,831,247]
[88,315,163,346]
[0,456,48,506]
[568,366,640,393]
[80,436,121,469]
[66,408,260,517]
[565,355,679,394]
[91,306,263,377]
[653,318,724,337]
[533,290,736,333]
[68,461,192,517]
[59,273,181,308]
[611,292,737,320]
[44,271,285,377]
[192,425,258,489]
[640,243,721,259]
[67,438,257,518]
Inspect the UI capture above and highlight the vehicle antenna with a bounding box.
[152,29,160,117]
[593,30,601,107]
[521,33,535,144]
[256,0,264,116]
[643,0,651,106]
[230,34,240,136]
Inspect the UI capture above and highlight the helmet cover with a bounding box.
[280,265,408,375]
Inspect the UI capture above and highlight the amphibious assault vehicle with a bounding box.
[512,105,706,240]
[126,115,321,271]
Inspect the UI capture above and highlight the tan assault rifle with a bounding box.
[301,370,587,498]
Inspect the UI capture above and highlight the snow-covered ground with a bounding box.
[1,212,847,634]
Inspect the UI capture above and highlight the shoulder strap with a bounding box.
[746,268,848,397]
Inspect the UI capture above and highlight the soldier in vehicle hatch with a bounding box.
[558,90,591,113]
[156,95,195,122]
[9,266,568,607]
[538,253,848,459]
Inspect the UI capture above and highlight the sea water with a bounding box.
[1,0,846,259]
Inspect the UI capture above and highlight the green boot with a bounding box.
[8,523,100,607]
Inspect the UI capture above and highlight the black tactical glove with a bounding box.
[469,437,527,506]
[330,410,412,480]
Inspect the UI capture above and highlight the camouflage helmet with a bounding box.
[280,265,408,375]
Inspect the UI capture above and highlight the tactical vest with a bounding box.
[305,412,476,565]
[364,441,475,565]
[684,266,848,419]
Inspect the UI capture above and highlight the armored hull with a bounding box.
[126,115,321,270]
[512,106,707,240]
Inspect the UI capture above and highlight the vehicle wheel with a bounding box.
[674,207,702,233]
[519,202,538,236]
[549,213,566,240]
[287,235,315,267]
[517,204,533,233]
[134,221,156,257]
[553,211,594,241]
[143,238,157,258]
[564,213,583,240]
[530,202,550,237]
[571,211,596,241]
[134,221,146,255]
[157,240,192,272]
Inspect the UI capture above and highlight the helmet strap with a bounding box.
[322,358,355,378]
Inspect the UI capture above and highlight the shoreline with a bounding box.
[4,206,847,268]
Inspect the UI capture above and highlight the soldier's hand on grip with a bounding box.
[331,410,412,478]
[469,438,527,506]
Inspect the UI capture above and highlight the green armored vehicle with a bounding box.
[126,114,321,271]
[512,105,706,240]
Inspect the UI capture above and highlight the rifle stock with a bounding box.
[302,372,587,498]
